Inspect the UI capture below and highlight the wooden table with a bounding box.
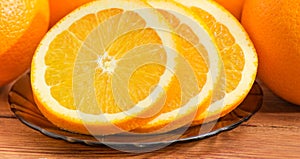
[0,80,299,158]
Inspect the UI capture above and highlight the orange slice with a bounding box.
[31,0,182,135]
[133,0,223,133]
[174,0,258,124]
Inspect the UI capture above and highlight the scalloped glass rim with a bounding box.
[8,73,263,147]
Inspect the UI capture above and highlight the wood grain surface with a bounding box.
[0,81,299,158]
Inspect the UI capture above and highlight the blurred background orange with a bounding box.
[242,0,300,105]
[0,0,49,86]
[49,0,94,27]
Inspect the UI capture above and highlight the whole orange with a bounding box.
[49,0,94,27]
[241,0,300,105]
[0,0,49,86]
[214,0,245,20]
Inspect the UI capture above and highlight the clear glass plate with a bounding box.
[8,73,263,149]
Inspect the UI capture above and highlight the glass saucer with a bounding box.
[8,73,263,149]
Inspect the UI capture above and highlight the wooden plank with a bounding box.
[0,111,299,158]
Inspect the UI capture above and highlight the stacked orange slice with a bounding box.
[31,0,257,135]
[173,0,258,125]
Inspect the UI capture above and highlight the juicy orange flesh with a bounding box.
[44,7,210,115]
[107,29,162,58]
[174,36,208,89]
[158,9,208,88]
[45,30,80,109]
[128,64,165,106]
[45,8,172,114]
[143,9,209,114]
[45,9,124,110]
[145,35,210,115]
[94,29,166,114]
[191,7,245,93]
